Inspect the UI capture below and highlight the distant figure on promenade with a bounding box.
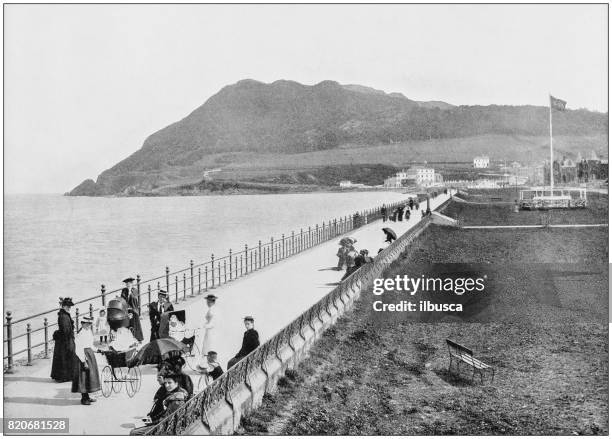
[72,316,100,405]
[405,208,411,221]
[336,244,347,271]
[416,201,420,210]
[227,316,260,369]
[94,309,110,345]
[51,297,76,383]
[341,246,358,280]
[121,278,143,342]
[380,205,388,222]
[409,198,414,210]
[397,205,405,222]
[390,209,397,222]
[383,228,397,244]
[130,374,189,435]
[148,290,173,341]
[198,294,218,369]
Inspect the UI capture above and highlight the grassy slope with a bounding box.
[237,210,608,435]
[95,133,608,195]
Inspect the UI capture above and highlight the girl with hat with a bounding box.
[51,297,77,382]
[71,315,101,405]
[198,294,218,369]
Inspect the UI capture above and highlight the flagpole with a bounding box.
[549,94,554,196]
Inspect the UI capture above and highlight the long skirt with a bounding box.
[130,313,144,342]
[51,337,76,382]
[71,348,101,394]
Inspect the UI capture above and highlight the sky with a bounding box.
[4,4,608,194]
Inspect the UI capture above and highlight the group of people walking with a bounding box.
[336,239,375,281]
[380,198,420,223]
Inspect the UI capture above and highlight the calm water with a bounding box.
[4,192,406,320]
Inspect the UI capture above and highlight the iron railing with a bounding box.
[3,193,440,371]
[144,213,435,435]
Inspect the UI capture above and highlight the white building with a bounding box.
[383,167,438,188]
[339,180,352,188]
[473,156,490,168]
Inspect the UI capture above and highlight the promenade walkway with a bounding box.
[3,193,451,435]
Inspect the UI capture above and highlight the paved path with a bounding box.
[462,224,608,229]
[3,192,452,435]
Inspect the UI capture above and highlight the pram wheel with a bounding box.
[101,366,113,398]
[125,368,140,398]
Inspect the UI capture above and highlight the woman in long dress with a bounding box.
[121,277,144,342]
[72,316,100,405]
[50,297,76,382]
[198,294,217,368]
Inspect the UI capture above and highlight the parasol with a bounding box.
[339,237,357,246]
[135,338,186,365]
[382,228,397,240]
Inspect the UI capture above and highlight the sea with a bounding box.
[4,191,407,322]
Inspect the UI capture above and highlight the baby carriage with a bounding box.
[99,298,142,398]
[165,310,197,365]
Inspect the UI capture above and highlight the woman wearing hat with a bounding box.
[72,316,100,405]
[121,277,144,342]
[198,294,218,369]
[51,297,77,382]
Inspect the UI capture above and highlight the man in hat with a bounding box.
[121,277,143,342]
[227,316,260,369]
[148,290,173,341]
[72,316,100,405]
[51,297,76,382]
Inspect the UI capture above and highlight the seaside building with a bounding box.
[473,156,490,168]
[383,167,439,188]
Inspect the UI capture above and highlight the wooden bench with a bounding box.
[446,339,494,384]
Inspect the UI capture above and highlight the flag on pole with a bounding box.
[550,95,567,111]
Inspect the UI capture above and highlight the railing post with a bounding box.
[308,226,312,248]
[26,324,32,366]
[224,260,227,283]
[217,262,221,286]
[211,255,215,287]
[147,285,152,306]
[190,260,195,296]
[5,312,13,373]
[281,234,285,259]
[101,284,106,307]
[298,228,304,252]
[270,237,274,263]
[229,250,233,280]
[291,231,295,256]
[244,245,248,274]
[43,317,49,359]
[205,266,209,291]
[174,276,179,304]
[258,241,262,268]
[136,274,141,315]
[165,267,170,294]
[75,308,80,333]
[315,224,319,244]
[89,303,93,319]
[183,273,187,301]
[198,267,201,292]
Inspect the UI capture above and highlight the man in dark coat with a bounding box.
[380,205,387,222]
[227,316,260,369]
[121,277,143,342]
[148,290,173,341]
[397,205,404,221]
[51,297,76,382]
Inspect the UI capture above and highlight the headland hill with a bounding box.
[67,79,608,197]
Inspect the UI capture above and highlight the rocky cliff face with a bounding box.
[68,79,607,196]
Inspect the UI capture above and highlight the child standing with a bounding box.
[94,309,110,345]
